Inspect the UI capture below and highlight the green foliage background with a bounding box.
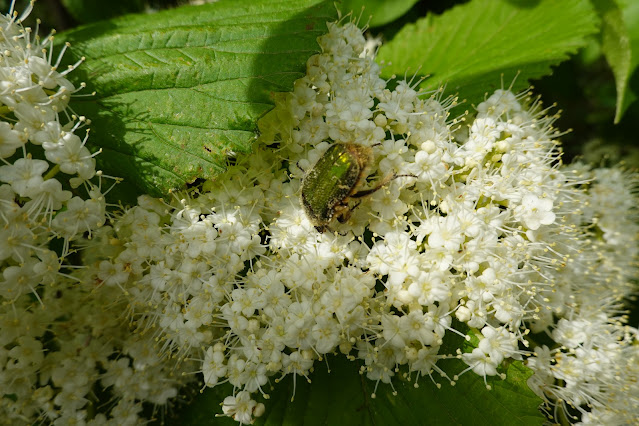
[4,0,637,424]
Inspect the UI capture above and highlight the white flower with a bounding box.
[0,215,33,262]
[203,345,228,387]
[426,215,464,251]
[23,178,72,219]
[407,271,449,305]
[0,121,25,158]
[462,347,499,378]
[0,157,48,197]
[222,391,265,424]
[51,195,106,238]
[97,260,129,287]
[44,131,96,179]
[514,194,556,230]
[552,318,589,348]
[0,259,40,300]
[477,326,520,364]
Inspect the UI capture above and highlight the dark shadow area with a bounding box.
[533,58,639,163]
[57,16,139,204]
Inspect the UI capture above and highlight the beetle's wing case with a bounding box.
[301,143,365,224]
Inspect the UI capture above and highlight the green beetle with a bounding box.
[300,142,395,233]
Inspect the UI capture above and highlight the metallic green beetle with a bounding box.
[300,142,393,233]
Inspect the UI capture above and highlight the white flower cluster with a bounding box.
[1,7,637,424]
[88,21,638,424]
[527,166,639,424]
[0,5,193,424]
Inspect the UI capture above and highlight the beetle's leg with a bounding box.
[336,201,361,223]
[351,173,416,198]
[350,186,383,199]
[350,174,395,198]
[332,203,352,223]
[296,160,305,173]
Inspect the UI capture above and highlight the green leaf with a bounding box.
[602,0,639,123]
[376,0,599,114]
[59,0,336,200]
[373,360,543,426]
[175,333,544,425]
[172,381,239,426]
[339,0,420,27]
[592,0,633,123]
[61,0,146,24]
